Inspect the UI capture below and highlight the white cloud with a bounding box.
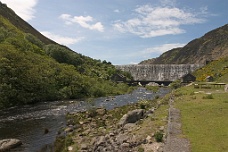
[113,4,207,38]
[114,9,120,13]
[41,31,84,46]
[59,14,104,32]
[1,0,38,21]
[142,43,185,55]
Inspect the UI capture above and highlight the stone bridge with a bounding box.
[116,64,204,84]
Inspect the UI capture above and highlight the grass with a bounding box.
[174,85,228,152]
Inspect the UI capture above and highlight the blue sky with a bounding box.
[1,0,227,65]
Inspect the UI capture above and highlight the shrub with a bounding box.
[140,104,146,109]
[155,95,160,99]
[170,80,181,89]
[138,146,144,152]
[154,131,163,142]
[202,94,214,99]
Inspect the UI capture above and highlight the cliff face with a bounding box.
[116,64,203,81]
[140,24,228,64]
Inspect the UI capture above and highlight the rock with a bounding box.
[224,84,228,92]
[64,127,73,133]
[121,142,130,148]
[96,108,106,116]
[116,134,129,144]
[81,144,88,150]
[96,136,105,146]
[68,146,73,151]
[159,126,165,131]
[146,135,152,143]
[123,123,136,131]
[44,128,49,134]
[0,139,22,151]
[109,132,115,136]
[118,109,145,127]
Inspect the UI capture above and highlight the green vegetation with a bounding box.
[174,86,228,152]
[154,131,163,142]
[145,85,160,92]
[169,80,182,89]
[194,57,228,82]
[0,14,133,109]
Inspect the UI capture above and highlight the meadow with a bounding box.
[174,85,228,152]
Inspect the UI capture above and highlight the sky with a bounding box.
[1,0,227,65]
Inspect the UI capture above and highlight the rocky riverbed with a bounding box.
[56,92,171,152]
[0,87,170,152]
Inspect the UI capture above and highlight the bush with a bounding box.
[202,94,214,99]
[140,104,146,109]
[154,131,163,142]
[170,80,181,89]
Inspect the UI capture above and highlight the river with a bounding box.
[0,87,170,152]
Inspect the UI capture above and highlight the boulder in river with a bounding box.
[0,139,22,151]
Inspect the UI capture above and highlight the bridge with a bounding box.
[116,64,204,85]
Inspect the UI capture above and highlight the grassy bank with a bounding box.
[173,85,228,152]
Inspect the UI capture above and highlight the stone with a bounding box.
[64,127,73,133]
[116,134,129,144]
[159,126,165,131]
[121,142,130,148]
[81,144,88,150]
[68,146,73,151]
[96,136,105,146]
[224,84,228,92]
[96,108,107,116]
[118,109,145,127]
[0,139,22,151]
[146,135,152,143]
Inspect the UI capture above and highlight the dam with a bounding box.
[116,64,204,83]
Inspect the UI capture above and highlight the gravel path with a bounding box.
[164,94,190,152]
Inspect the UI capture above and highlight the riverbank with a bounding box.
[0,87,170,152]
[56,83,228,152]
[55,89,172,151]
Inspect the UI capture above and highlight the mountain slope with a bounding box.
[0,2,132,109]
[0,2,55,44]
[140,24,228,64]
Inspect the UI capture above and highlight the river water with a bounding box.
[0,87,170,152]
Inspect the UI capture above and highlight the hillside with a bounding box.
[0,2,55,45]
[193,56,228,82]
[0,2,132,109]
[140,24,228,64]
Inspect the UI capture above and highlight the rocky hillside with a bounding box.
[140,24,228,64]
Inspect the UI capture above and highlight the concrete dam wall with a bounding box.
[116,64,204,81]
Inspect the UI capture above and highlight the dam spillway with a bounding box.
[116,64,204,82]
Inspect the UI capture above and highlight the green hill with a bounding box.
[0,2,132,109]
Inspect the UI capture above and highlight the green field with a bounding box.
[174,86,228,152]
